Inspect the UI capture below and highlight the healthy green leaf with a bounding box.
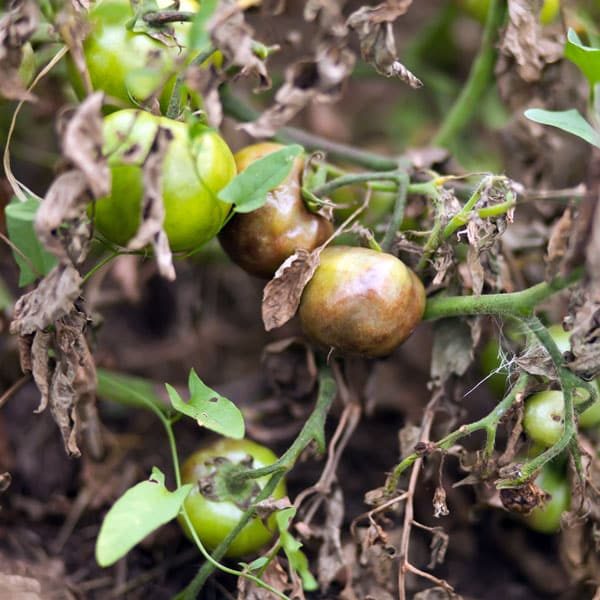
[96,369,168,415]
[188,0,218,51]
[275,508,318,592]
[565,28,600,87]
[5,196,58,287]
[218,145,303,213]
[166,369,245,439]
[96,467,192,567]
[524,108,600,148]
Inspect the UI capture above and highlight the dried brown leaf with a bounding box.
[56,5,92,95]
[10,264,82,335]
[430,318,474,382]
[30,330,52,413]
[0,0,39,101]
[432,486,449,519]
[262,248,322,331]
[241,45,355,138]
[185,65,223,127]
[127,126,175,281]
[237,558,292,600]
[499,0,563,82]
[317,485,347,591]
[347,1,421,85]
[35,170,93,264]
[209,1,270,89]
[60,92,109,199]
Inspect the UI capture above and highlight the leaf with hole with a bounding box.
[166,369,245,438]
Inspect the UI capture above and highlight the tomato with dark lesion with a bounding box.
[218,142,334,278]
[298,246,426,358]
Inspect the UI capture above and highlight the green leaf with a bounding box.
[95,467,192,567]
[218,145,304,213]
[565,28,600,87]
[524,108,600,148]
[188,0,218,51]
[5,196,58,287]
[166,369,245,439]
[275,508,318,592]
[96,369,168,415]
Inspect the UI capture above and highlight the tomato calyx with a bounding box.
[196,456,262,511]
[499,479,549,515]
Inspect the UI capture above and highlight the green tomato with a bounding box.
[179,438,287,558]
[95,109,236,252]
[457,0,559,25]
[524,464,570,534]
[72,0,198,110]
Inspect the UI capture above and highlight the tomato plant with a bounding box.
[69,0,199,110]
[457,0,559,25]
[178,438,287,557]
[218,142,333,278]
[94,109,236,252]
[299,246,426,357]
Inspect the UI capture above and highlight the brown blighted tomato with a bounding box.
[218,143,334,278]
[299,246,426,358]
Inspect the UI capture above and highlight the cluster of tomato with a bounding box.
[76,0,428,557]
[480,324,600,533]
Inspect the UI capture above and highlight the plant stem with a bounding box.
[423,268,584,321]
[385,373,529,494]
[82,251,120,283]
[166,46,216,119]
[219,86,399,171]
[143,10,195,25]
[381,173,408,252]
[431,0,505,148]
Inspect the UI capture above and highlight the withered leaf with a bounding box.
[10,264,82,335]
[499,0,563,83]
[430,318,474,382]
[347,1,421,85]
[0,0,39,101]
[60,92,109,199]
[35,170,93,264]
[317,485,346,591]
[56,5,92,96]
[241,45,355,138]
[209,1,270,90]
[545,206,573,279]
[30,329,52,413]
[237,558,292,600]
[127,126,176,281]
[185,65,223,127]
[262,247,322,331]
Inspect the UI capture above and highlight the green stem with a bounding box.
[166,47,216,119]
[219,86,399,171]
[423,268,584,321]
[496,317,579,487]
[381,174,408,252]
[385,373,529,494]
[431,0,505,148]
[82,250,120,283]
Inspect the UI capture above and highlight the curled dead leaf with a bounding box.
[262,247,322,331]
[0,0,39,101]
[127,126,176,281]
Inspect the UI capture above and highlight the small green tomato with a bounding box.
[524,464,571,534]
[178,438,287,558]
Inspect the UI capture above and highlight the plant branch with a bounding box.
[385,373,529,495]
[431,0,505,148]
[381,173,408,252]
[143,10,195,25]
[423,268,584,321]
[219,86,399,171]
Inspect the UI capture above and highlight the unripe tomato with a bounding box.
[179,438,287,558]
[71,0,198,110]
[218,143,334,278]
[524,464,570,534]
[94,109,236,252]
[299,246,426,358]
